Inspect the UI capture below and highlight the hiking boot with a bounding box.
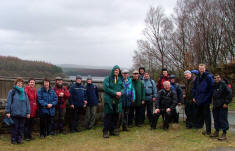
[103,131,109,138]
[110,130,119,136]
[150,127,156,130]
[210,131,219,138]
[122,126,129,131]
[218,133,227,141]
[202,131,211,136]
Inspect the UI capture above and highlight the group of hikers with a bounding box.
[4,63,233,144]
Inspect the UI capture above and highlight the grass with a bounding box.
[229,97,235,111]
[0,122,234,151]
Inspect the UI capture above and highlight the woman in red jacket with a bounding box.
[24,78,38,141]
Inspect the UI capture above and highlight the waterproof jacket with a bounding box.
[170,83,183,103]
[132,78,145,106]
[25,86,38,118]
[37,87,58,117]
[192,71,214,105]
[69,83,87,107]
[212,80,232,108]
[157,75,170,90]
[121,78,135,107]
[103,65,124,114]
[86,83,99,106]
[143,78,157,101]
[54,85,70,109]
[5,86,30,117]
[156,89,177,110]
[184,77,194,104]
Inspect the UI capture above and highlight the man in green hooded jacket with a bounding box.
[103,65,124,138]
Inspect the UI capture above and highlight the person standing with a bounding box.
[102,65,124,138]
[129,70,145,127]
[157,68,170,91]
[210,74,232,140]
[192,64,214,135]
[5,77,30,144]
[38,78,58,138]
[183,70,196,129]
[169,75,183,123]
[151,81,177,130]
[121,69,135,131]
[24,78,37,141]
[143,71,157,124]
[69,75,87,133]
[139,67,145,80]
[54,77,70,134]
[85,75,99,130]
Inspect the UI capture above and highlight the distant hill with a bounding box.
[58,64,116,77]
[0,56,64,78]
[58,64,113,70]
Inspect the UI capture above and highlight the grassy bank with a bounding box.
[229,97,235,111]
[0,122,234,151]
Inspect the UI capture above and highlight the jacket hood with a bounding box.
[110,65,122,79]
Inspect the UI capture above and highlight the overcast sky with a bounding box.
[0,0,177,68]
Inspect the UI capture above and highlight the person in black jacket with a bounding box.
[210,74,232,140]
[85,76,99,129]
[151,81,177,130]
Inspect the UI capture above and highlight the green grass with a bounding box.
[0,122,234,151]
[229,97,235,111]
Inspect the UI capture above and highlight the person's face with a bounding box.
[184,73,192,80]
[139,69,145,75]
[16,81,23,88]
[163,71,168,77]
[56,80,63,85]
[170,78,175,83]
[114,69,120,76]
[87,79,92,84]
[44,81,50,89]
[133,73,139,80]
[29,80,35,88]
[214,75,221,83]
[76,78,82,83]
[144,73,150,79]
[199,65,206,74]
[164,83,171,91]
[122,73,129,79]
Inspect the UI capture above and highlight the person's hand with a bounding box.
[47,104,52,108]
[6,113,10,118]
[193,98,196,103]
[154,109,160,114]
[142,101,145,104]
[132,100,134,103]
[166,108,171,112]
[152,97,156,102]
[223,104,228,108]
[59,92,64,97]
[26,114,30,119]
[116,92,122,97]
[84,101,88,105]
[183,95,186,98]
[70,105,74,109]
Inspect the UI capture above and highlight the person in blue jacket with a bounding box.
[37,78,58,138]
[121,69,135,131]
[192,64,214,135]
[5,77,30,144]
[169,75,183,123]
[143,71,157,124]
[69,75,87,132]
[85,75,99,130]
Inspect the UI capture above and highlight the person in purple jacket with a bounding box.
[192,64,214,135]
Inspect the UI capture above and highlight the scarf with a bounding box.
[15,86,25,101]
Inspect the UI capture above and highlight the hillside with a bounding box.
[0,56,64,78]
[61,67,110,77]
